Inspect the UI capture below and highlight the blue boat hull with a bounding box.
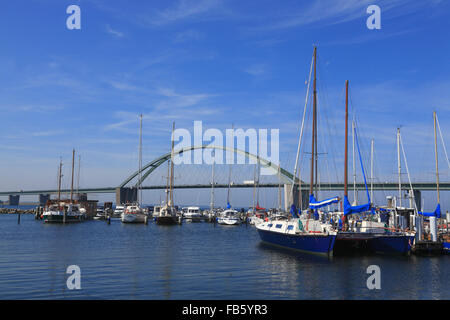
[368,235,415,254]
[444,242,450,254]
[257,229,336,256]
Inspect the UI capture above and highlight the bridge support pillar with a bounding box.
[39,194,50,206]
[115,187,137,205]
[413,189,421,210]
[284,184,308,212]
[9,195,20,206]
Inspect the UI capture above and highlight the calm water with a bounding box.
[0,214,448,300]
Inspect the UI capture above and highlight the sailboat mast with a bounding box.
[70,149,75,202]
[352,120,357,204]
[434,111,440,203]
[291,50,314,209]
[397,128,402,207]
[226,124,234,206]
[165,160,170,206]
[344,80,349,197]
[210,149,215,211]
[252,164,256,212]
[256,139,261,206]
[138,114,143,206]
[278,165,282,212]
[77,155,81,196]
[370,139,374,203]
[57,159,62,202]
[309,46,317,201]
[227,159,232,205]
[169,121,175,206]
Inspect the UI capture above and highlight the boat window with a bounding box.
[268,224,273,227]
[275,224,282,228]
[287,225,294,230]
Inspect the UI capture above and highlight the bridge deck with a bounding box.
[0,182,448,196]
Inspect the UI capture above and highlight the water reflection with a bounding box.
[0,215,448,299]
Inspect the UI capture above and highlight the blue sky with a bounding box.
[1,0,449,208]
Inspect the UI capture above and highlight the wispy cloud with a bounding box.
[173,29,204,43]
[244,64,267,76]
[105,24,124,37]
[0,104,65,113]
[255,0,433,31]
[151,0,223,26]
[31,130,65,137]
[155,87,214,109]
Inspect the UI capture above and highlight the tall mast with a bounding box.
[226,124,234,206]
[344,80,349,198]
[397,128,402,207]
[434,111,440,204]
[77,155,81,196]
[165,160,170,206]
[70,149,75,202]
[370,139,374,203]
[256,138,261,206]
[169,121,175,206]
[352,120,357,204]
[291,49,314,209]
[226,158,232,206]
[138,114,143,206]
[278,164,282,212]
[252,164,256,212]
[210,149,215,211]
[309,46,317,202]
[57,158,63,202]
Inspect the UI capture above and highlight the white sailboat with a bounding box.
[43,150,86,223]
[121,114,147,224]
[217,142,241,226]
[155,122,181,225]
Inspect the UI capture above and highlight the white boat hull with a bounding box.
[121,213,146,223]
[217,217,241,225]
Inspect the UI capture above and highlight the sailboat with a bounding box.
[335,81,415,255]
[217,145,241,225]
[256,47,337,256]
[417,112,443,245]
[121,114,147,224]
[204,149,218,222]
[43,150,86,223]
[155,122,181,225]
[248,146,268,225]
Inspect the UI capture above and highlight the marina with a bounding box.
[0,213,448,300]
[1,1,450,302]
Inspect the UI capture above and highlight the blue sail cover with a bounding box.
[419,203,441,218]
[226,202,231,209]
[309,194,340,209]
[290,204,299,218]
[344,128,371,216]
[344,195,371,216]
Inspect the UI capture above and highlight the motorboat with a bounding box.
[183,206,203,222]
[121,203,147,224]
[217,209,241,225]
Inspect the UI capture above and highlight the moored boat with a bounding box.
[256,217,337,255]
[217,209,241,225]
[183,206,203,222]
[121,203,147,223]
[43,201,86,223]
[155,205,179,225]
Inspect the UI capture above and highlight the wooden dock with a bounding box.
[412,241,443,255]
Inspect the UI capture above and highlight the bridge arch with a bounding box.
[119,145,299,188]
